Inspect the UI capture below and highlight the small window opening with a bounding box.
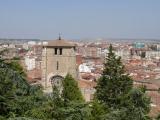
[60,48,62,55]
[55,48,58,55]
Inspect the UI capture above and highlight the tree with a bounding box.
[0,56,48,119]
[94,44,151,120]
[95,44,133,108]
[0,50,59,119]
[0,59,30,117]
[62,74,84,104]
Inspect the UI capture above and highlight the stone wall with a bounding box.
[41,46,77,91]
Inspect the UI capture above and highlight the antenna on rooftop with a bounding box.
[58,33,61,40]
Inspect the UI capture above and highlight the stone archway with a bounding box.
[50,75,64,88]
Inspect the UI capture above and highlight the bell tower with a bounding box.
[41,37,77,92]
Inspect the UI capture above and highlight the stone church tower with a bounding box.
[41,37,77,92]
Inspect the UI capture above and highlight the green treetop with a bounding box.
[62,74,84,104]
[95,44,133,108]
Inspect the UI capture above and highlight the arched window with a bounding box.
[50,75,64,87]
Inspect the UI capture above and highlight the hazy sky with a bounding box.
[0,0,160,40]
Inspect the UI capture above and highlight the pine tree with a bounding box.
[94,44,151,120]
[62,74,84,104]
[95,44,133,108]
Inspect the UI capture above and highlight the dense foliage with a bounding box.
[62,74,84,103]
[0,58,47,119]
[95,45,133,108]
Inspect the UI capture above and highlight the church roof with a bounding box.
[45,38,76,47]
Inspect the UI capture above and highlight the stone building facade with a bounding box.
[41,38,77,92]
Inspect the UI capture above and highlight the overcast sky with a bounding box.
[0,0,160,40]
